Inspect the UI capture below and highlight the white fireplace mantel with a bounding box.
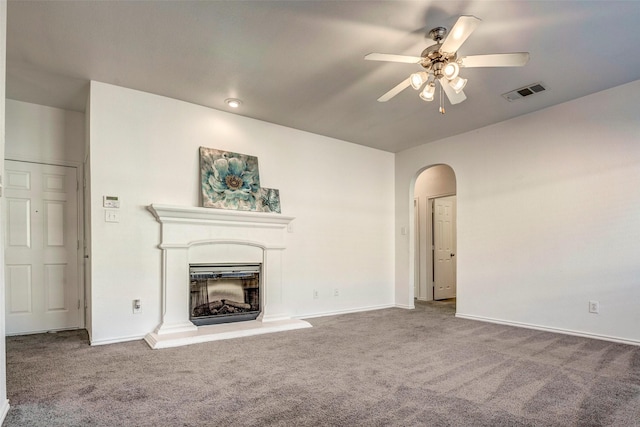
[144,204,311,349]
[148,203,296,227]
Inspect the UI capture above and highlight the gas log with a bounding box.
[192,299,255,317]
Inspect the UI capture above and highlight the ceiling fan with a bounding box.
[365,16,529,113]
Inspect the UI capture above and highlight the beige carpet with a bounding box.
[4,301,640,426]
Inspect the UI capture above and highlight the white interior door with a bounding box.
[433,196,456,300]
[4,160,80,334]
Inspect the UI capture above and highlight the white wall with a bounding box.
[396,79,640,344]
[414,165,456,200]
[0,0,9,420]
[88,81,395,344]
[5,100,84,164]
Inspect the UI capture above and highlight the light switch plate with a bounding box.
[105,210,119,223]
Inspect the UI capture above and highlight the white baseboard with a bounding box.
[0,399,9,424]
[394,303,414,310]
[298,303,395,320]
[90,305,394,345]
[5,326,82,337]
[90,334,146,346]
[455,313,640,347]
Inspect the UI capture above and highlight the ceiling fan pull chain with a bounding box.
[439,82,445,114]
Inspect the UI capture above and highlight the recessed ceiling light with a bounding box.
[225,98,242,108]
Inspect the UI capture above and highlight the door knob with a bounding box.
[450,253,455,257]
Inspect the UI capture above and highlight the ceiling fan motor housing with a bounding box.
[428,26,447,42]
[419,44,457,78]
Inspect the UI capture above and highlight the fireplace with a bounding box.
[145,204,312,349]
[190,264,261,325]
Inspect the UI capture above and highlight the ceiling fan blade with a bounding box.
[365,53,422,64]
[377,77,411,102]
[440,78,467,105]
[460,53,530,68]
[440,15,481,54]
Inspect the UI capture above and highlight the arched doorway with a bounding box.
[413,164,456,305]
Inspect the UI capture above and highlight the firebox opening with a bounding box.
[189,263,261,326]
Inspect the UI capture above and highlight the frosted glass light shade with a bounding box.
[419,82,436,101]
[449,76,467,93]
[443,62,459,80]
[410,72,428,90]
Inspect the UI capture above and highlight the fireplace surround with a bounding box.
[144,204,311,349]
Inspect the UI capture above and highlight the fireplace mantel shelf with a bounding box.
[148,204,294,227]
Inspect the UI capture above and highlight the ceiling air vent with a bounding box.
[502,82,546,102]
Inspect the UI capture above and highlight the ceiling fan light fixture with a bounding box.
[443,62,459,80]
[410,72,428,90]
[449,76,467,93]
[366,14,530,114]
[419,82,436,102]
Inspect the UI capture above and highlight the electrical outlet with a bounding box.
[133,299,142,314]
[589,300,599,314]
[313,289,319,299]
[334,288,340,297]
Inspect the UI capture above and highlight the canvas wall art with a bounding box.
[200,147,281,213]
[257,188,281,213]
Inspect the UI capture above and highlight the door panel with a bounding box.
[45,264,67,310]
[7,265,32,314]
[45,201,66,246]
[433,196,456,300]
[4,160,80,334]
[7,198,31,247]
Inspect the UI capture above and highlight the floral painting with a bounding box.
[200,147,261,210]
[200,147,282,213]
[257,188,281,213]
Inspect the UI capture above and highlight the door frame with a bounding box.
[4,156,85,331]
[413,198,420,299]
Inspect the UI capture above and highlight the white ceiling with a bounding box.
[6,1,640,153]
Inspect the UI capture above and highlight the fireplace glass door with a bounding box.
[189,264,260,325]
